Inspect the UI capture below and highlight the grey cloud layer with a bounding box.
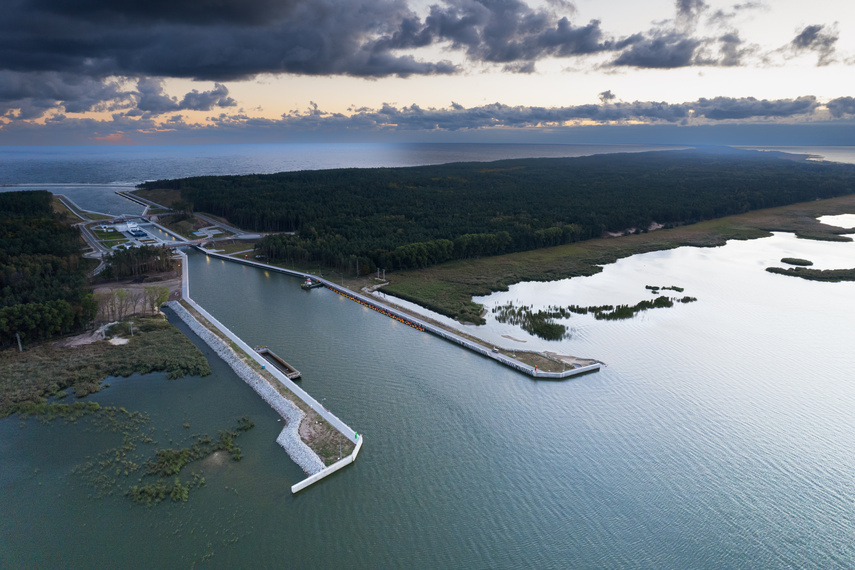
[0,0,849,124]
[2,95,853,145]
[269,96,825,131]
[2,0,840,84]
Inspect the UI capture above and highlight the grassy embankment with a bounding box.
[177,300,355,465]
[132,187,181,210]
[51,196,84,220]
[52,195,112,221]
[0,315,211,418]
[382,194,855,323]
[92,227,129,247]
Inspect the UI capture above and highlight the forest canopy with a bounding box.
[139,149,855,274]
[0,191,96,345]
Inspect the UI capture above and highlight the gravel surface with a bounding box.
[167,301,326,475]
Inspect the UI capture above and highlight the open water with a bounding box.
[0,142,685,185]
[2,144,855,567]
[4,225,855,567]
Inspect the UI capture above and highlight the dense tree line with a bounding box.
[0,191,96,346]
[101,245,175,279]
[139,149,855,273]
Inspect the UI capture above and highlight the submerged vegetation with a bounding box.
[24,403,258,506]
[0,314,211,417]
[492,304,573,341]
[127,417,254,506]
[493,288,697,340]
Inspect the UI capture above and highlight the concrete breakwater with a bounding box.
[177,250,363,493]
[194,247,601,379]
[167,301,326,476]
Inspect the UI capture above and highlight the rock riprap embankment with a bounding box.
[167,301,326,475]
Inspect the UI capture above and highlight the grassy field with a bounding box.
[132,187,181,209]
[0,315,211,417]
[383,194,855,323]
[210,241,259,255]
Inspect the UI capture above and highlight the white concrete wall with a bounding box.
[194,248,601,379]
[177,249,362,493]
[292,436,363,494]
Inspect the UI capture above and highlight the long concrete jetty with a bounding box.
[194,247,601,379]
[176,250,362,494]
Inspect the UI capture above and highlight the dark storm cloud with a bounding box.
[690,96,817,120]
[30,0,296,26]
[0,0,456,80]
[0,71,131,119]
[0,73,236,120]
[373,0,618,67]
[675,0,708,29]
[826,97,855,118]
[268,96,820,131]
[609,0,761,69]
[790,24,838,66]
[611,32,701,68]
[135,79,235,114]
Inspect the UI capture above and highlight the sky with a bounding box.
[1,0,853,145]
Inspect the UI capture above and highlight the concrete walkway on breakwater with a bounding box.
[176,250,362,494]
[194,247,602,379]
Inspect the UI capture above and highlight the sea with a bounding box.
[2,143,855,567]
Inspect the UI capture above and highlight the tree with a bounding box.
[144,286,170,314]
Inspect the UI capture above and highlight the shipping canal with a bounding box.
[3,230,855,567]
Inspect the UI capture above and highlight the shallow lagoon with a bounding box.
[3,223,855,567]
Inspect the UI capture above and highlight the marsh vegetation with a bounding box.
[0,315,210,417]
[19,401,256,507]
[766,266,855,282]
[492,287,697,340]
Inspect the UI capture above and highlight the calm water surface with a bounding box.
[6,228,852,567]
[0,143,682,185]
[2,148,855,566]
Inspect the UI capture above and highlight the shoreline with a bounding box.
[175,250,362,493]
[196,247,601,379]
[166,301,327,476]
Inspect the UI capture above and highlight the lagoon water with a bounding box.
[4,226,855,567]
[2,145,855,567]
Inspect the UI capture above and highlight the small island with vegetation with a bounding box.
[780,257,814,266]
[492,286,697,341]
[766,266,855,282]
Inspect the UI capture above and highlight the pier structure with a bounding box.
[193,247,602,379]
[177,250,362,494]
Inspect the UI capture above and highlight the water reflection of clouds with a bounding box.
[818,214,855,231]
[471,231,855,350]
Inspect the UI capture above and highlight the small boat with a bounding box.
[301,278,324,290]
